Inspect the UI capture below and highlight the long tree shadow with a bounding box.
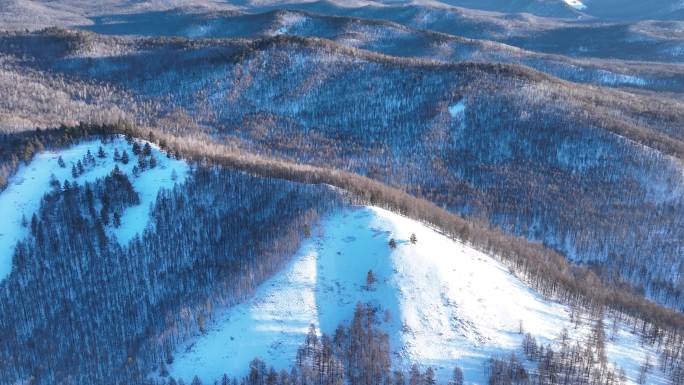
[313,206,405,354]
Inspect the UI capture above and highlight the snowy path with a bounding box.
[169,207,664,385]
[0,136,188,281]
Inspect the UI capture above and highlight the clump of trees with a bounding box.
[0,124,115,191]
[487,324,626,385]
[178,304,456,385]
[173,306,630,385]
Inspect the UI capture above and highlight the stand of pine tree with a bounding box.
[0,149,342,385]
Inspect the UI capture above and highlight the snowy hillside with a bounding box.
[168,207,665,385]
[0,136,188,281]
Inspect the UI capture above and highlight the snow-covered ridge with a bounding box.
[168,207,663,385]
[0,136,188,281]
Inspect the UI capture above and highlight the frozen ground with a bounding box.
[0,136,188,281]
[169,206,664,385]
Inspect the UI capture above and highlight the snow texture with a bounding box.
[563,0,587,10]
[448,101,465,118]
[169,207,663,385]
[0,136,188,281]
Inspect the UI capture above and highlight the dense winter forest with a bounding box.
[1,29,682,312]
[0,132,343,385]
[0,1,683,384]
[1,123,683,384]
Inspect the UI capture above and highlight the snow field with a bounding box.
[0,136,188,281]
[169,206,664,385]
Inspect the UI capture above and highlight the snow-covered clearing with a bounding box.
[169,207,663,385]
[0,136,188,281]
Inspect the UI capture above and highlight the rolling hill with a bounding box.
[0,29,683,312]
[0,1,683,384]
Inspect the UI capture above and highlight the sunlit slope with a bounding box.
[169,207,663,385]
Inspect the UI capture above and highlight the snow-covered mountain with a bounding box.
[167,207,665,385]
[0,1,683,384]
[0,130,681,385]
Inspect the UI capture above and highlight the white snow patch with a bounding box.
[111,140,189,244]
[667,44,684,57]
[272,12,307,36]
[168,207,662,385]
[185,24,213,38]
[597,70,648,86]
[0,136,188,281]
[607,326,669,385]
[448,101,465,118]
[563,0,587,11]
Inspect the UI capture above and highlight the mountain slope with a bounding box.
[1,31,683,311]
[409,0,684,20]
[259,2,684,63]
[3,1,684,64]
[168,206,667,385]
[0,131,344,385]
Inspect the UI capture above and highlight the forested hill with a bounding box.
[0,130,344,384]
[2,125,684,384]
[1,29,682,154]
[0,1,683,385]
[74,8,684,93]
[1,30,684,313]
